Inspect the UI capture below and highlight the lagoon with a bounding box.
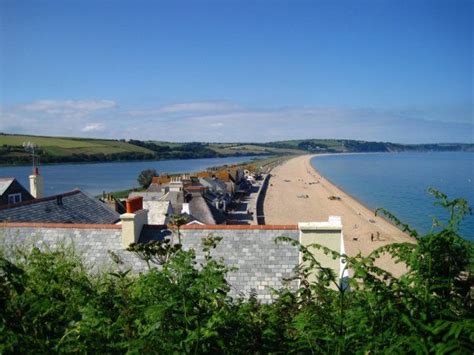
[0,156,264,197]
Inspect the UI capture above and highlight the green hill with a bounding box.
[1,133,472,166]
[0,134,155,165]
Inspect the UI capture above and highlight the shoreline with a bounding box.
[264,154,415,276]
[309,153,394,224]
[0,153,270,168]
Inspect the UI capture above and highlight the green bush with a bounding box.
[0,190,472,353]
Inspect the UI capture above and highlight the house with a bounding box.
[198,177,229,195]
[143,200,172,225]
[0,189,120,224]
[0,178,34,206]
[182,192,226,225]
[0,196,347,301]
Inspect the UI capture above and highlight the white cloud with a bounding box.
[1,98,472,143]
[81,123,105,132]
[19,99,117,112]
[125,101,242,117]
[159,101,241,114]
[0,98,117,138]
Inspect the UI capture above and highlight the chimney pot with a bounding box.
[125,196,143,213]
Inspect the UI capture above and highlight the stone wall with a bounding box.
[0,224,301,301]
[0,224,148,272]
[179,226,300,300]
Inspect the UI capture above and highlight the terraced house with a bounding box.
[0,170,347,301]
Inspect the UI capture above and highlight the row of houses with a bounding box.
[120,166,257,226]
[0,167,347,300]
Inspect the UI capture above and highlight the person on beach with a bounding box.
[371,233,374,242]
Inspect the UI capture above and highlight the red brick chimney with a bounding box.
[125,196,143,213]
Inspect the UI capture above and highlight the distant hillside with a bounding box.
[0,133,472,166]
[0,134,156,165]
[0,133,300,165]
[267,139,474,153]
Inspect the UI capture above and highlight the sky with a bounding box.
[0,0,472,143]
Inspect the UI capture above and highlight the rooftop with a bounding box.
[0,189,120,224]
[143,200,171,225]
[188,194,216,224]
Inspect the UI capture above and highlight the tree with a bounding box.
[137,168,157,189]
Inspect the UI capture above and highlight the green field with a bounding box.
[208,143,304,156]
[0,134,156,165]
[0,134,154,156]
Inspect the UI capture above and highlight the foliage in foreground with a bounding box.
[0,190,473,353]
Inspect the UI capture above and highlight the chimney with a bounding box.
[298,216,345,289]
[120,196,148,248]
[29,167,44,198]
[181,202,190,215]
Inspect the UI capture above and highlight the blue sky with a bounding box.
[0,0,472,143]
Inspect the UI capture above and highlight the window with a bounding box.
[8,193,22,204]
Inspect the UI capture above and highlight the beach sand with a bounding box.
[264,154,415,276]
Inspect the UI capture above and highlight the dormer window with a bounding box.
[8,193,22,204]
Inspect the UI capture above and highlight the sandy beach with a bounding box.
[264,154,415,276]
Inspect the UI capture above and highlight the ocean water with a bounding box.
[311,152,474,241]
[0,156,264,197]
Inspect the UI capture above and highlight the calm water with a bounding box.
[311,152,474,241]
[0,156,264,197]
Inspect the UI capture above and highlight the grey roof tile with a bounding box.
[0,190,120,224]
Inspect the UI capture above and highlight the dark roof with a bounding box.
[208,202,227,225]
[139,224,171,243]
[0,189,120,224]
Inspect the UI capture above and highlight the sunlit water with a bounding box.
[0,156,264,197]
[311,152,474,241]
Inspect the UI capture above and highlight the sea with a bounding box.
[0,156,263,197]
[311,152,474,241]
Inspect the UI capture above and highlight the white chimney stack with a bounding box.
[29,167,44,199]
[120,196,148,248]
[181,203,191,215]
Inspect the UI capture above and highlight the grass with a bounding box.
[0,134,155,156]
[209,143,304,156]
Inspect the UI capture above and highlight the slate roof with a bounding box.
[138,224,171,243]
[129,191,165,201]
[0,178,14,196]
[146,182,162,193]
[0,189,120,224]
[188,194,216,224]
[160,190,185,214]
[186,193,226,225]
[143,200,172,225]
[199,177,228,193]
